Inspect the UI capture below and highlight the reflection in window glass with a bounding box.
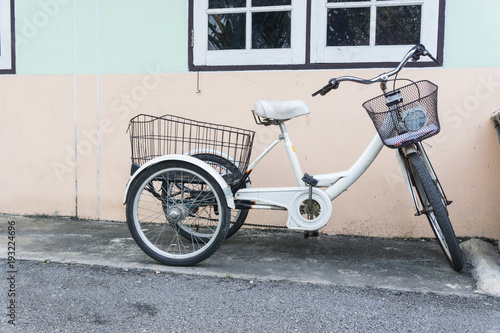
[327,8,370,46]
[208,14,246,50]
[376,6,421,45]
[252,0,291,6]
[252,11,291,49]
[209,0,245,8]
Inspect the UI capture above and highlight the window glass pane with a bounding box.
[252,0,291,6]
[208,14,246,50]
[376,6,421,45]
[327,8,370,46]
[209,0,245,8]
[252,11,291,49]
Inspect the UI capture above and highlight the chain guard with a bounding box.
[288,188,332,231]
[235,187,332,231]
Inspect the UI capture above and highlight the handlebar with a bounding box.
[312,44,440,97]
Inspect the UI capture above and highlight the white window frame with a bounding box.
[193,0,307,66]
[310,0,440,64]
[0,0,13,72]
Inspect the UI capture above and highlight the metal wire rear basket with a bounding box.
[128,114,255,175]
[362,80,440,149]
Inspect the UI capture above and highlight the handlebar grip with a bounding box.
[312,84,330,97]
[312,81,339,97]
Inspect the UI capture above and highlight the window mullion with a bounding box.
[206,8,247,14]
[374,0,424,5]
[326,1,371,9]
[246,0,251,50]
[370,2,376,46]
[250,6,293,13]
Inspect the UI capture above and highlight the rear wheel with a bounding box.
[125,161,230,266]
[407,152,464,271]
[193,154,249,239]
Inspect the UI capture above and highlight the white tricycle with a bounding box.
[124,44,464,271]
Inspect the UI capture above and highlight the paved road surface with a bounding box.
[2,260,499,332]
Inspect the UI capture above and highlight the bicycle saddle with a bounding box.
[254,100,311,120]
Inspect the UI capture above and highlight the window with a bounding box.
[310,0,441,64]
[193,0,307,66]
[190,0,444,69]
[0,0,15,73]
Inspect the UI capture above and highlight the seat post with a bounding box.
[279,122,305,186]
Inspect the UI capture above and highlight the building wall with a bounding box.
[445,0,500,68]
[1,0,499,238]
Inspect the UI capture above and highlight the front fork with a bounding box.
[397,142,452,216]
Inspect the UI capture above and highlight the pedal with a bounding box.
[302,173,319,187]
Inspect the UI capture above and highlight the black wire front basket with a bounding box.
[128,114,255,177]
[362,80,440,149]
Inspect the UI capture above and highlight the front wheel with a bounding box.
[125,161,230,266]
[407,152,464,271]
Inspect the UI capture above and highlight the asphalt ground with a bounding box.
[1,214,499,297]
[2,260,500,332]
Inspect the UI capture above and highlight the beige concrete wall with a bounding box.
[1,68,499,238]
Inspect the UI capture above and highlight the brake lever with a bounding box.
[427,53,441,66]
[412,44,441,66]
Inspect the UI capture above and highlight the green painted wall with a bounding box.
[444,0,500,68]
[15,0,74,75]
[13,0,500,74]
[98,0,188,74]
[15,0,188,75]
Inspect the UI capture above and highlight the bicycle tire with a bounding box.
[193,153,249,239]
[125,161,230,266]
[407,152,464,271]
